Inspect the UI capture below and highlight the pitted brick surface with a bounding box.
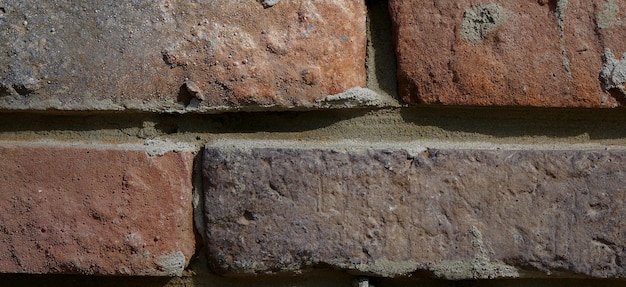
[0,1,366,111]
[0,143,195,276]
[389,0,626,107]
[204,147,626,278]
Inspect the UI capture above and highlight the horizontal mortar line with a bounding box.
[2,104,626,117]
[207,139,626,153]
[3,138,625,153]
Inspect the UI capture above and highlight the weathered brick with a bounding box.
[0,1,366,112]
[389,0,626,107]
[204,146,626,279]
[0,142,195,276]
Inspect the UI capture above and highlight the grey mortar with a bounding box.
[460,4,508,43]
[555,0,572,77]
[142,139,198,157]
[259,0,280,8]
[431,226,519,280]
[154,251,187,277]
[313,87,400,109]
[600,48,626,96]
[597,0,623,29]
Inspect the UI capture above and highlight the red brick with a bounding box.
[204,146,626,279]
[0,143,195,276]
[389,0,626,107]
[0,1,366,111]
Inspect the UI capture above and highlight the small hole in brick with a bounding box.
[177,83,193,106]
[12,83,33,96]
[243,210,255,221]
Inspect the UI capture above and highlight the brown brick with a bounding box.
[389,0,626,107]
[0,143,195,276]
[204,146,626,279]
[0,1,366,111]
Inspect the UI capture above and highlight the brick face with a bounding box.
[389,0,626,107]
[203,146,626,279]
[161,0,367,108]
[0,0,366,111]
[0,143,195,276]
[2,0,626,285]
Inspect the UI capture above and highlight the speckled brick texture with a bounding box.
[389,0,626,107]
[0,143,196,276]
[203,146,626,279]
[0,0,366,112]
[3,0,626,285]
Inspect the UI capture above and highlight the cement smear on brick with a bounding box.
[460,4,508,43]
[597,0,623,29]
[432,227,519,280]
[600,48,626,97]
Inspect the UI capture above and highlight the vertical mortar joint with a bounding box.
[555,0,572,77]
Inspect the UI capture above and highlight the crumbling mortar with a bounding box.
[600,48,626,98]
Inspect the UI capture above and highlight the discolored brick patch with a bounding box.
[204,146,626,279]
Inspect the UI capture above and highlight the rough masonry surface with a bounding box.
[203,146,626,279]
[389,0,626,107]
[0,143,196,276]
[0,0,366,112]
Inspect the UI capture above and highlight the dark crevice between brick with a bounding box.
[188,149,206,272]
[0,274,624,286]
[169,109,372,134]
[455,279,626,287]
[398,106,626,140]
[2,106,626,141]
[607,88,626,106]
[0,274,173,287]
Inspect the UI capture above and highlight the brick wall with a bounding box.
[0,0,625,286]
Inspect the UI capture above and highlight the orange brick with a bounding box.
[0,143,195,276]
[389,0,626,107]
[0,1,366,111]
